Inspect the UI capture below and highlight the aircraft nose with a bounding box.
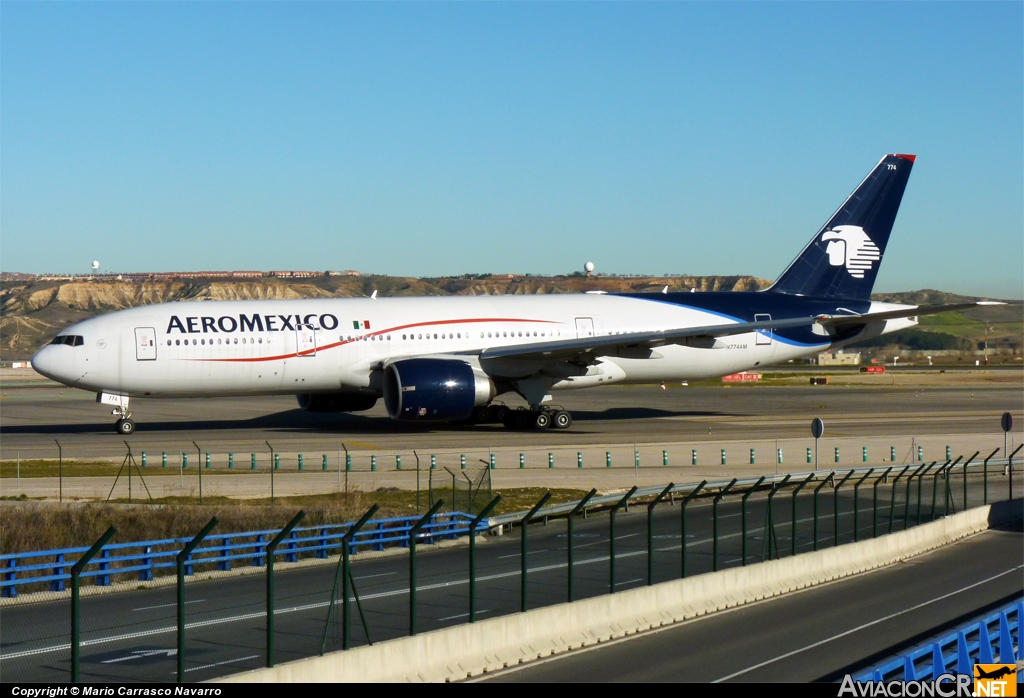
[30,345,53,378]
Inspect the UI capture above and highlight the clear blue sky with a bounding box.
[2,2,1021,298]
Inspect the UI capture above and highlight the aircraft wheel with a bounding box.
[472,406,490,423]
[533,411,552,429]
[494,405,511,423]
[553,410,573,429]
[511,411,531,430]
[115,418,136,435]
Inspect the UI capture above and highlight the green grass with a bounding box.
[919,311,973,326]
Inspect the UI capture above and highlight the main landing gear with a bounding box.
[465,403,572,430]
[502,406,572,431]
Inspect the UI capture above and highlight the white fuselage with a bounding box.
[30,294,915,401]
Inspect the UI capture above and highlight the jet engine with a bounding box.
[296,393,378,413]
[383,358,495,421]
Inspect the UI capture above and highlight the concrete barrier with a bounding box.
[218,499,1022,683]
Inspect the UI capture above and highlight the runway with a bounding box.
[1,369,1020,496]
[1,477,1020,683]
[1,369,1020,456]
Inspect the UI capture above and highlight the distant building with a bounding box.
[817,350,861,366]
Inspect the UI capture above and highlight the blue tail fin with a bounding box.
[768,153,915,300]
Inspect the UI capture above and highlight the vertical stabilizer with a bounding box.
[768,153,915,300]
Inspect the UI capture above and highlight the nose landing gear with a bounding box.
[99,392,135,434]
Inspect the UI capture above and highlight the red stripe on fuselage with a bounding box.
[183,317,560,363]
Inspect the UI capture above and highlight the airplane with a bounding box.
[31,153,1002,435]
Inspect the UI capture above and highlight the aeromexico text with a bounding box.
[166,314,341,334]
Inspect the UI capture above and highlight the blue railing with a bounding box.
[855,599,1022,682]
[0,511,481,598]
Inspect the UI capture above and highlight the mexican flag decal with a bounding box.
[353,320,371,330]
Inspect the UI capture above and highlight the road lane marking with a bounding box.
[102,648,176,664]
[133,600,204,612]
[711,563,1024,683]
[181,654,259,674]
[438,610,491,621]
[354,572,395,581]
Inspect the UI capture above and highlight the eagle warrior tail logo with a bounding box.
[821,225,881,279]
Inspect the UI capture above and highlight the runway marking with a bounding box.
[180,654,259,674]
[354,572,395,581]
[133,600,204,612]
[710,563,1024,683]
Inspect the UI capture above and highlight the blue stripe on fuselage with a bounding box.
[616,292,873,347]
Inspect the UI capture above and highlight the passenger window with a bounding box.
[259,338,263,344]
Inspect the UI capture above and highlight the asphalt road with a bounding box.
[1,474,1019,683]
[2,378,1022,463]
[482,524,1024,683]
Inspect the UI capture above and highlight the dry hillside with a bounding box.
[1,274,769,360]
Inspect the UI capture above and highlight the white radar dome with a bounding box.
[91,261,100,270]
[584,262,595,273]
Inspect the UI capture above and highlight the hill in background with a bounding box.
[1,274,1019,361]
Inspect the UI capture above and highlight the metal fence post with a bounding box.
[931,460,951,522]
[264,511,305,668]
[178,517,218,682]
[983,448,999,504]
[889,466,910,534]
[648,483,675,585]
[791,474,814,556]
[70,526,116,683]
[902,463,925,530]
[959,451,977,511]
[764,475,790,560]
[321,505,376,653]
[945,457,963,516]
[681,481,706,578]
[713,479,738,571]
[872,467,892,538]
[410,500,444,636]
[1010,445,1023,501]
[568,489,597,602]
[740,477,766,567]
[520,493,551,611]
[917,463,936,526]
[833,470,854,546]
[610,486,637,592]
[852,469,874,542]
[813,474,833,551]
[469,497,501,622]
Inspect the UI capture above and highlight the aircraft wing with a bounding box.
[461,302,1004,363]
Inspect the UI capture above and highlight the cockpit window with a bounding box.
[50,335,84,346]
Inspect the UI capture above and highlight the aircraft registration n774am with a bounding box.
[31,154,1000,434]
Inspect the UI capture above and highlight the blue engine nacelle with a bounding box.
[383,358,495,421]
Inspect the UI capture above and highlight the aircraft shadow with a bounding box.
[3,407,727,436]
